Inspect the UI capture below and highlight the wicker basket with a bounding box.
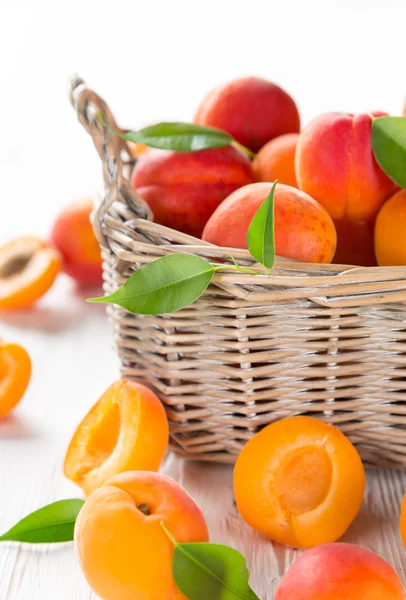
[70,76,406,470]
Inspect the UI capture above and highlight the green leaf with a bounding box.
[372,116,406,189]
[0,499,84,543]
[89,254,215,315]
[119,122,233,152]
[246,181,277,269]
[161,523,259,600]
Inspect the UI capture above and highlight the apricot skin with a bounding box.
[50,198,103,285]
[400,493,406,549]
[252,133,299,187]
[131,146,254,238]
[295,112,398,266]
[275,543,404,600]
[375,189,406,266]
[194,76,300,153]
[202,182,336,264]
[234,416,365,549]
[75,471,209,600]
[0,341,31,418]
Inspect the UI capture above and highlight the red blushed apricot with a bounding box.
[296,112,398,266]
[234,417,365,549]
[202,182,336,264]
[75,471,209,600]
[0,236,61,309]
[0,340,31,418]
[194,76,300,153]
[50,198,103,285]
[252,133,299,187]
[275,543,404,600]
[64,380,169,496]
[131,146,254,238]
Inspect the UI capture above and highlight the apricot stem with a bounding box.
[138,503,150,516]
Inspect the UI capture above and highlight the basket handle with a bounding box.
[69,75,152,246]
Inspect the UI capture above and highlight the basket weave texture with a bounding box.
[70,76,406,469]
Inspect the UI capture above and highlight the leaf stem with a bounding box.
[232,141,256,159]
[160,521,177,546]
[214,264,258,275]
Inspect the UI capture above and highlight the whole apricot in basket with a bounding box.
[64,380,169,495]
[252,133,299,187]
[234,416,365,548]
[295,112,398,266]
[275,543,404,600]
[194,76,300,153]
[50,198,102,285]
[0,236,61,309]
[75,471,209,600]
[202,182,336,264]
[0,339,31,417]
[375,189,406,266]
[131,145,254,238]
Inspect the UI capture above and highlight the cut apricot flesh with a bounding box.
[0,236,61,309]
[64,380,169,495]
[234,416,365,548]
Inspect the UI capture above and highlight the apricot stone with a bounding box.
[295,112,398,265]
[131,146,254,238]
[202,182,336,264]
[275,543,404,600]
[194,76,300,153]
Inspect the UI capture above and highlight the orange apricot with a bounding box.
[375,189,406,266]
[64,380,169,496]
[252,133,299,187]
[0,236,61,309]
[400,493,406,549]
[234,416,365,549]
[75,471,209,600]
[0,340,31,418]
[50,198,102,285]
[275,543,404,600]
[202,182,336,264]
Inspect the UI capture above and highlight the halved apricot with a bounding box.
[0,236,61,309]
[64,380,169,496]
[0,340,31,417]
[234,416,365,548]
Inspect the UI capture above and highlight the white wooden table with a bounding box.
[1,0,406,597]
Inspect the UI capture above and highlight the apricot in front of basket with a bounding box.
[252,133,299,187]
[375,189,406,266]
[75,471,209,600]
[131,146,254,238]
[0,236,62,309]
[194,76,300,153]
[234,416,365,548]
[50,198,103,286]
[275,543,404,600]
[202,182,336,263]
[0,339,31,418]
[296,112,398,266]
[64,380,169,495]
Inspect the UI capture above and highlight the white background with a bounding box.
[0,0,406,598]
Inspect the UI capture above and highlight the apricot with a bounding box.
[375,189,406,266]
[202,182,336,264]
[0,340,31,418]
[64,380,169,496]
[0,236,61,309]
[275,543,404,600]
[194,76,300,153]
[252,133,299,187]
[400,493,406,549]
[234,416,365,548]
[50,198,103,285]
[296,112,398,266]
[131,146,254,237]
[75,471,209,600]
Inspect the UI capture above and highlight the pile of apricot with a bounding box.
[131,76,406,267]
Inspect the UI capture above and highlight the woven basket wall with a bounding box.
[70,76,406,470]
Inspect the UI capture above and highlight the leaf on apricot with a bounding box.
[88,254,215,315]
[0,499,84,543]
[119,122,233,152]
[372,116,406,189]
[246,180,277,270]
